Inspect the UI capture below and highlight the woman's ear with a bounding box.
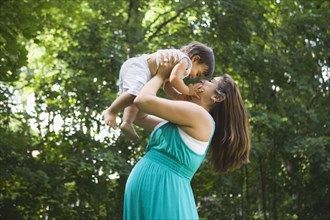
[213,94,225,103]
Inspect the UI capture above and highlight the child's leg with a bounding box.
[120,104,139,139]
[104,92,135,129]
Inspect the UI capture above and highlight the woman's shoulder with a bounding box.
[178,107,214,142]
[178,127,209,155]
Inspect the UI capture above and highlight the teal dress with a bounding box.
[124,121,214,220]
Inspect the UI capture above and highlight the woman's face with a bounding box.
[189,76,222,104]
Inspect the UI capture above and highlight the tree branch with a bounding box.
[147,4,196,41]
[144,10,172,36]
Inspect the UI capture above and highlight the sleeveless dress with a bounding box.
[124,121,215,220]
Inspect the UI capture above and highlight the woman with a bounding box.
[123,64,251,219]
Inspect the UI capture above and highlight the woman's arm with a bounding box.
[134,73,213,142]
[135,112,165,131]
[163,80,189,101]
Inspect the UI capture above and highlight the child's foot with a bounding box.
[120,122,139,140]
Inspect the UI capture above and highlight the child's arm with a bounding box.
[168,60,201,99]
[168,59,191,95]
[163,80,204,101]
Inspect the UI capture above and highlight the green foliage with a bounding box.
[1,0,329,219]
[0,0,43,82]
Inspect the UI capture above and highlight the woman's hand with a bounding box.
[156,51,180,80]
[158,50,180,66]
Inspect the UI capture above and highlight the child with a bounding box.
[104,41,215,139]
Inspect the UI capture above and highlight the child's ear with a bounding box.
[192,55,200,62]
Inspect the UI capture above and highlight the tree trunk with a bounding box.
[272,137,278,220]
[258,156,267,220]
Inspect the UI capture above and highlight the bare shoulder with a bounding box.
[178,102,214,142]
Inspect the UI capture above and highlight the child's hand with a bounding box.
[188,83,204,99]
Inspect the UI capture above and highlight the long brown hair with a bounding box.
[209,74,251,173]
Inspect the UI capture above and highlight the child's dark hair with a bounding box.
[181,41,215,77]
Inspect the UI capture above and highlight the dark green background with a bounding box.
[1,0,329,219]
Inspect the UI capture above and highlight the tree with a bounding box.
[1,0,329,219]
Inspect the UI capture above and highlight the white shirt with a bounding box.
[156,49,192,78]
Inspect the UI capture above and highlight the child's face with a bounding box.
[188,63,209,79]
